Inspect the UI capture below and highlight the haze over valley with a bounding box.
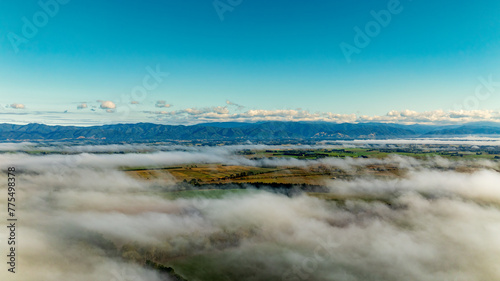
[1,141,500,280]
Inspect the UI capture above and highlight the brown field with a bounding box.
[124,163,403,185]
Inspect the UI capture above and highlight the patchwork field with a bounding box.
[124,163,403,186]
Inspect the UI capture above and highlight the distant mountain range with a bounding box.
[1,122,500,142]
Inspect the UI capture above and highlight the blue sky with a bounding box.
[1,0,500,125]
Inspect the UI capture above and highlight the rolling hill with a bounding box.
[0,121,499,142]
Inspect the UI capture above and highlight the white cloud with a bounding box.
[10,103,25,109]
[3,102,500,126]
[77,103,87,109]
[151,106,230,119]
[151,108,356,124]
[98,100,116,109]
[358,109,500,124]
[148,108,500,125]
[185,106,229,115]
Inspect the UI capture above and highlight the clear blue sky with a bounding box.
[0,0,499,125]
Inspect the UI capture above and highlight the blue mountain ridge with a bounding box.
[0,121,499,142]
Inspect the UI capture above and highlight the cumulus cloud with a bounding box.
[77,103,87,109]
[98,100,116,110]
[155,100,172,108]
[185,106,229,115]
[10,103,25,109]
[359,109,500,124]
[150,107,357,124]
[150,106,231,121]
[4,101,500,126]
[146,107,500,125]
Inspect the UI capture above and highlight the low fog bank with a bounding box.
[0,145,498,174]
[2,139,500,153]
[333,136,500,146]
[327,169,500,204]
[0,143,340,153]
[0,150,499,280]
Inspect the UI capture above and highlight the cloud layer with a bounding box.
[98,100,116,110]
[150,108,500,125]
[77,103,88,109]
[0,145,500,280]
[10,103,25,109]
[3,98,500,125]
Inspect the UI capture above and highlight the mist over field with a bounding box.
[1,144,500,281]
